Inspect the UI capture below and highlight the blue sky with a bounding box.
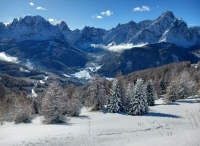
[0,0,199,30]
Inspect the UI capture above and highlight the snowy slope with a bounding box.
[0,97,200,146]
[159,18,196,47]
[129,11,176,44]
[102,21,141,44]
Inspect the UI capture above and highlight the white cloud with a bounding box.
[4,23,9,25]
[133,6,150,12]
[48,18,54,22]
[101,10,113,16]
[0,52,18,63]
[92,14,103,19]
[156,5,159,8]
[29,2,34,6]
[96,15,103,19]
[36,7,46,10]
[91,43,147,52]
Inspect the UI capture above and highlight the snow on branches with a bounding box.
[126,79,149,115]
[107,79,123,113]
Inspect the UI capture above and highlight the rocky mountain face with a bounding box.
[159,19,196,48]
[73,26,106,49]
[129,11,176,44]
[189,26,200,44]
[0,11,200,48]
[97,42,199,76]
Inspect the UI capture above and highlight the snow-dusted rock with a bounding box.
[0,15,59,41]
[159,18,196,47]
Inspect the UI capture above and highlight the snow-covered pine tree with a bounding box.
[124,83,134,111]
[107,79,123,113]
[115,72,126,107]
[146,79,155,106]
[127,78,149,115]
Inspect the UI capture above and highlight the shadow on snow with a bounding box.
[73,115,90,120]
[176,100,196,104]
[143,112,181,118]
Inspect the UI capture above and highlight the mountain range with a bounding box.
[0,11,200,48]
[0,11,200,78]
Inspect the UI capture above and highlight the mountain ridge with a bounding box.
[0,11,200,48]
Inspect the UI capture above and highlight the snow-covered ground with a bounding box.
[31,84,37,97]
[71,70,92,80]
[0,97,200,146]
[63,64,102,80]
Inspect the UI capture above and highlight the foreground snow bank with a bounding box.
[0,97,200,146]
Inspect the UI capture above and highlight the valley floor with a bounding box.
[0,97,200,146]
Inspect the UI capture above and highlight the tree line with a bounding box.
[0,61,200,124]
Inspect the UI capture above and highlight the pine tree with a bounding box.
[146,79,155,106]
[124,83,134,111]
[127,79,149,115]
[107,79,123,113]
[115,72,126,107]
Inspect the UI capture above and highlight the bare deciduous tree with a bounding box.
[41,83,69,124]
[85,75,108,111]
[166,71,196,102]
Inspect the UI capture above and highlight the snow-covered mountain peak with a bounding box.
[153,11,175,28]
[159,18,196,48]
[0,22,6,32]
[81,26,105,36]
[9,18,19,27]
[0,15,58,41]
[172,18,187,28]
[116,23,121,27]
[128,11,176,44]
[74,26,106,47]
[116,21,137,30]
[127,20,136,25]
[55,21,70,31]
[9,15,48,28]
[82,26,105,31]
[7,15,52,29]
[159,11,175,20]
[0,22,5,27]
[21,15,46,24]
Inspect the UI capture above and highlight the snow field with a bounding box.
[0,97,200,146]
